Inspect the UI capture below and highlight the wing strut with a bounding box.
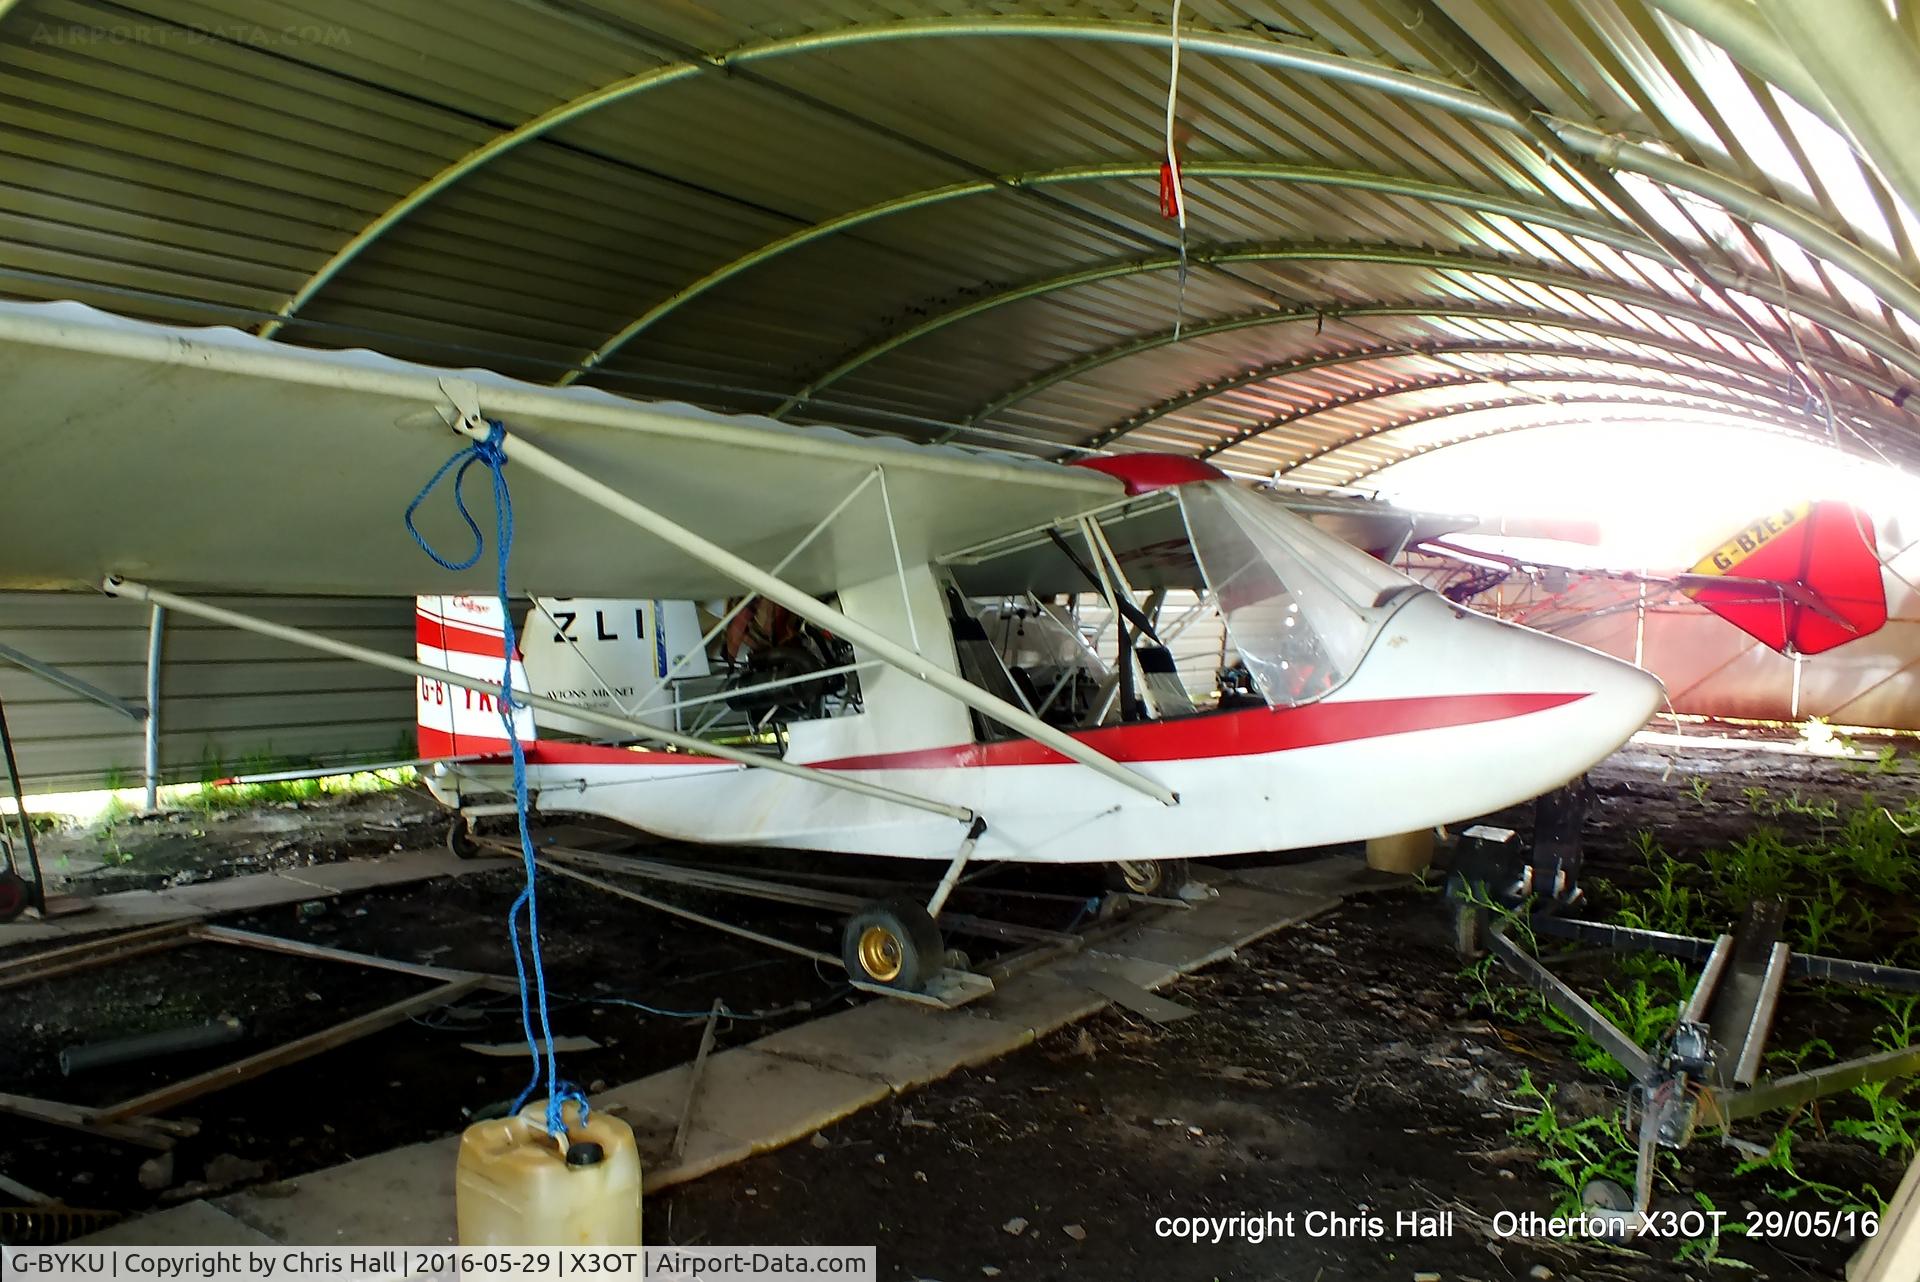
[437,403,1179,807]
[101,579,976,824]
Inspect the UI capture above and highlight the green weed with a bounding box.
[1509,1070,1643,1215]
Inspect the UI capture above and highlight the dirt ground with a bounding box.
[22,787,447,895]
[2,738,1917,1279]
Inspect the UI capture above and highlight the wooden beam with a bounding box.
[0,922,196,992]
[193,924,512,990]
[95,976,485,1123]
[0,1091,177,1150]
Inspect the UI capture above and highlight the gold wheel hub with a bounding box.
[1117,861,1159,894]
[856,924,905,983]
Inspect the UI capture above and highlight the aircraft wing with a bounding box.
[0,300,1124,599]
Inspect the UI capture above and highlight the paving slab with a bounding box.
[602,1045,890,1141]
[977,971,1108,1040]
[0,852,489,952]
[751,1002,1034,1093]
[1059,949,1182,992]
[216,1136,463,1246]
[1092,923,1238,972]
[1158,886,1339,947]
[78,1199,277,1245]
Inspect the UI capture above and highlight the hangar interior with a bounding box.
[3,2,1920,1278]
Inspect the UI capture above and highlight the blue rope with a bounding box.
[408,421,588,1140]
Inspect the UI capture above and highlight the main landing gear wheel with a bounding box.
[0,869,28,923]
[446,814,482,860]
[1106,859,1188,898]
[843,897,944,994]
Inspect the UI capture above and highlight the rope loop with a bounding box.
[407,418,588,1140]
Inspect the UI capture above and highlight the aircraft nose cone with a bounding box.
[1465,600,1666,768]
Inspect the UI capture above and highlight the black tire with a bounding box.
[446,814,482,860]
[1106,859,1187,897]
[842,897,944,993]
[0,869,29,923]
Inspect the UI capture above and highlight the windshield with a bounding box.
[1178,481,1417,707]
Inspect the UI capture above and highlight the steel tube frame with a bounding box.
[1641,0,1843,138]
[101,579,973,823]
[443,415,1177,806]
[142,605,164,812]
[1089,341,1906,453]
[564,161,1676,379]
[1199,368,1809,462]
[1334,403,1835,486]
[772,243,1920,417]
[1266,391,1816,479]
[1752,0,1920,246]
[258,16,1920,370]
[958,302,1902,434]
[0,640,145,722]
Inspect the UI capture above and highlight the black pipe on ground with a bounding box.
[59,1017,246,1076]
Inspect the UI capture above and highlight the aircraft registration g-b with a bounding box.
[0,298,1663,991]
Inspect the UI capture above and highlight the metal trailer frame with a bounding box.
[1453,811,1920,1222]
[484,829,1176,1010]
[0,921,513,1149]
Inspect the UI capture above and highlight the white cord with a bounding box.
[1165,0,1189,339]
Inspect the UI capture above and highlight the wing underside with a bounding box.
[0,300,1124,599]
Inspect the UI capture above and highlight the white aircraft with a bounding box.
[0,298,1662,992]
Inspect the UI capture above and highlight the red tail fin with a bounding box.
[1681,501,1887,656]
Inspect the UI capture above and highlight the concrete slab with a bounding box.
[751,1000,1035,1093]
[217,1136,462,1246]
[978,971,1108,1040]
[170,875,329,914]
[0,852,490,952]
[77,1199,277,1245]
[1093,924,1238,972]
[290,853,476,894]
[1158,886,1338,948]
[600,1046,889,1169]
[1059,949,1182,992]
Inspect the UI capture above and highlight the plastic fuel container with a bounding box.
[456,1098,642,1245]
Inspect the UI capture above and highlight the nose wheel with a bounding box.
[842,898,944,994]
[1106,858,1189,898]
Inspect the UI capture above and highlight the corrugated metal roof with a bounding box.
[4,0,1918,480]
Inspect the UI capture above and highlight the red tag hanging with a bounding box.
[1158,159,1181,220]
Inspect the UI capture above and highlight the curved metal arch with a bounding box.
[1254,392,1819,478]
[255,15,1920,356]
[961,303,1902,435]
[561,161,1675,384]
[1333,407,1825,487]
[773,243,1920,417]
[1195,370,1811,462]
[1088,340,1894,452]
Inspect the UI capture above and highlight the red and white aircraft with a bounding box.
[0,298,1662,991]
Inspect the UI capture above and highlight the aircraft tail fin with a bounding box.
[1680,501,1888,656]
[415,595,536,758]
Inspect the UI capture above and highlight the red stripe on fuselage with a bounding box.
[468,692,1588,771]
[806,691,1587,769]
